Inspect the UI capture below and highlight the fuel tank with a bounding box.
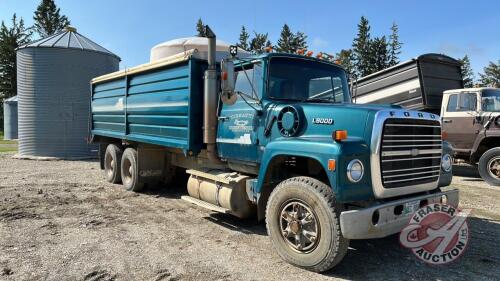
[186,169,255,218]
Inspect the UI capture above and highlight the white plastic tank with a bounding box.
[150,37,248,62]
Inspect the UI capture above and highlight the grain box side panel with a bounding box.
[124,61,193,151]
[91,78,127,139]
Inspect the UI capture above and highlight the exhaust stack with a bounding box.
[203,26,221,163]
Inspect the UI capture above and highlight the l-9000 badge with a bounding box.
[312,118,334,125]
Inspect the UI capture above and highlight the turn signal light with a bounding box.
[334,130,348,142]
[328,159,336,171]
[442,131,448,140]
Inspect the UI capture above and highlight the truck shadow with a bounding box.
[453,164,480,178]
[189,209,499,280]
[324,216,499,280]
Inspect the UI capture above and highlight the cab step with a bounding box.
[180,195,231,214]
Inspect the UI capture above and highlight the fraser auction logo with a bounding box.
[399,203,470,265]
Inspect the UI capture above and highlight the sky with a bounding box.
[1,0,499,77]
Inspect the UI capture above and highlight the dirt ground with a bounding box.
[0,152,498,281]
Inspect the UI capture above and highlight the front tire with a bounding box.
[121,148,144,192]
[104,144,123,184]
[265,177,349,272]
[478,147,500,186]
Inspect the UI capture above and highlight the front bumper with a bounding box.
[339,189,459,239]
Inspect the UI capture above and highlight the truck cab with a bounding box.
[441,88,500,185]
[90,27,458,272]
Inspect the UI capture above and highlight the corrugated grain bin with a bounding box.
[16,27,120,158]
[3,96,18,140]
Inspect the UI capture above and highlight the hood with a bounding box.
[295,103,401,141]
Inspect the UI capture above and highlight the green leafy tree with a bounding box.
[0,14,33,101]
[335,49,355,76]
[195,18,206,37]
[249,32,269,54]
[458,55,475,88]
[479,60,500,87]
[33,0,70,37]
[352,16,372,77]
[370,36,389,73]
[237,26,250,51]
[388,22,402,66]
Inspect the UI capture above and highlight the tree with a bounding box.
[0,14,33,101]
[478,60,500,87]
[276,24,294,53]
[195,18,206,37]
[388,22,402,66]
[33,0,70,37]
[237,26,250,51]
[458,55,475,88]
[352,16,372,77]
[291,31,308,53]
[335,49,355,76]
[249,32,269,54]
[276,24,308,54]
[370,36,389,73]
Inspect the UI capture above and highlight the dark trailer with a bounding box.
[352,53,463,114]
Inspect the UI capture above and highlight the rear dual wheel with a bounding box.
[121,148,144,192]
[104,144,144,191]
[104,144,122,184]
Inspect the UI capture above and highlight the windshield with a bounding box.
[482,89,500,112]
[268,57,350,103]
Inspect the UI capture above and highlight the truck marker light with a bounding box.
[306,51,313,57]
[316,52,323,59]
[328,159,336,171]
[334,130,348,142]
[442,131,448,140]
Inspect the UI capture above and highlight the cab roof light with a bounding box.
[306,51,313,57]
[334,130,348,142]
[297,49,305,55]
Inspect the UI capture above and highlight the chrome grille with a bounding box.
[380,118,442,188]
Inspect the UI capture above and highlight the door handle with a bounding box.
[442,119,452,123]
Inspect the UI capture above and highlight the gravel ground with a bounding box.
[0,152,498,281]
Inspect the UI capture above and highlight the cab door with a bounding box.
[216,63,264,163]
[442,92,481,151]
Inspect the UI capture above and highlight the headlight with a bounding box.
[441,154,452,172]
[347,159,364,183]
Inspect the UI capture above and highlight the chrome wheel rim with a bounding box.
[487,156,500,180]
[279,200,320,253]
[122,157,133,185]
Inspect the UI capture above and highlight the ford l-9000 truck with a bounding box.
[89,27,458,272]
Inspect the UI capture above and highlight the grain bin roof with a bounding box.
[4,95,18,103]
[17,26,120,61]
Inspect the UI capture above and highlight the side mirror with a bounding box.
[220,59,237,105]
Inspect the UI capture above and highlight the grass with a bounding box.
[0,146,17,153]
[0,131,17,144]
[0,131,18,152]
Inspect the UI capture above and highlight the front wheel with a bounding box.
[478,147,500,186]
[265,177,349,272]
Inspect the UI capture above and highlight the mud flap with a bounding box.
[137,145,166,183]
